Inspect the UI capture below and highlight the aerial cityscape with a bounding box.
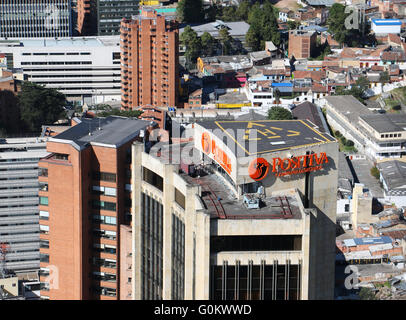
[1,0,406,304]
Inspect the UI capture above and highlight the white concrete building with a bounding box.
[0,137,49,274]
[131,119,339,300]
[324,95,406,160]
[372,19,402,34]
[0,37,122,104]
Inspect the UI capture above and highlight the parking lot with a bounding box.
[348,158,384,198]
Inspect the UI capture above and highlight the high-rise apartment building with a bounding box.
[130,119,339,300]
[38,116,152,300]
[0,138,49,274]
[121,9,179,110]
[0,0,72,38]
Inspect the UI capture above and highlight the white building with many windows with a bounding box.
[0,0,72,38]
[0,36,122,104]
[0,137,49,274]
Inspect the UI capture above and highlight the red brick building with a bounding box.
[38,116,152,300]
[288,30,317,59]
[120,9,179,111]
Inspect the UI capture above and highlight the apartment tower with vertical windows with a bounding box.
[120,9,179,110]
[38,116,152,299]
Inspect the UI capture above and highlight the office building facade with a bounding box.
[131,119,339,300]
[0,0,72,38]
[0,37,122,104]
[0,138,49,274]
[38,116,152,300]
[98,0,140,36]
[120,9,179,110]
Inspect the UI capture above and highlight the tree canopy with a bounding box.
[18,82,66,132]
[267,106,293,120]
[246,1,280,51]
[335,76,370,103]
[0,90,22,135]
[180,26,202,64]
[327,3,375,47]
[98,108,143,118]
[177,0,204,23]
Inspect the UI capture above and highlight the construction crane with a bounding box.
[0,242,9,278]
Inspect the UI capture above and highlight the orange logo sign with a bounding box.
[272,152,328,177]
[248,158,270,181]
[201,132,211,154]
[201,132,232,174]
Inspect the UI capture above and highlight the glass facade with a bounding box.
[171,213,185,300]
[140,192,163,300]
[210,260,301,300]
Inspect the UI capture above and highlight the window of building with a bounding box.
[92,171,116,183]
[174,188,185,210]
[92,214,117,225]
[92,200,116,211]
[92,186,117,197]
[93,229,117,240]
[38,168,48,177]
[142,167,163,191]
[40,253,49,263]
[40,225,49,234]
[54,153,68,161]
[40,239,49,249]
[39,182,48,192]
[40,211,49,220]
[39,197,49,206]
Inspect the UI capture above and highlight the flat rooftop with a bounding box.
[182,172,302,219]
[377,160,406,190]
[0,36,120,48]
[360,113,406,134]
[51,116,151,150]
[197,119,335,156]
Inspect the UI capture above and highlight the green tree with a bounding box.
[177,0,204,23]
[0,90,23,134]
[267,106,293,120]
[287,20,300,30]
[370,166,380,180]
[219,28,233,55]
[204,4,221,22]
[18,82,66,132]
[236,0,250,21]
[274,88,281,104]
[180,26,202,63]
[98,109,143,118]
[358,287,376,300]
[246,23,262,51]
[221,6,238,22]
[380,71,390,84]
[327,3,349,46]
[201,32,217,56]
[246,1,280,51]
